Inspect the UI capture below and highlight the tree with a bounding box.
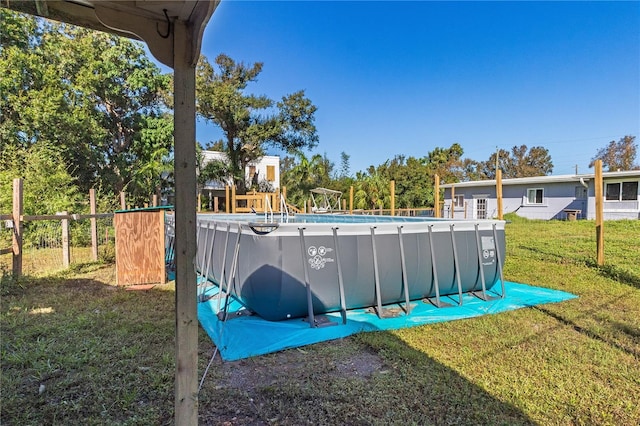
[337,151,351,179]
[589,135,638,171]
[1,10,173,203]
[354,171,390,210]
[196,54,319,193]
[509,145,553,178]
[0,142,83,247]
[425,143,467,183]
[481,145,553,179]
[374,155,431,208]
[281,151,333,208]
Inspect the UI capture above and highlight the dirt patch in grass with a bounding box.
[215,340,385,392]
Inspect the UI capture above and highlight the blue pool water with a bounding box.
[198,213,442,224]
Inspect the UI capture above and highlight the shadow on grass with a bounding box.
[518,245,585,265]
[198,330,536,426]
[519,246,640,290]
[1,270,177,425]
[585,260,640,290]
[3,267,537,425]
[532,306,639,359]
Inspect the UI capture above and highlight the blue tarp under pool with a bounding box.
[196,281,577,361]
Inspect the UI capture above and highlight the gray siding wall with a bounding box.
[444,182,588,220]
[443,175,640,221]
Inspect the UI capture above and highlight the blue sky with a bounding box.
[193,1,639,176]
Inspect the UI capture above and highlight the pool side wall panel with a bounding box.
[195,215,506,321]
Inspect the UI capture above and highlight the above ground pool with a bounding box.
[166,213,506,324]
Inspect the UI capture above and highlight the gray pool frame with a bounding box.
[166,213,506,326]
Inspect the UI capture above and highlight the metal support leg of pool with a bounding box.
[471,223,498,301]
[197,223,211,301]
[450,224,464,306]
[332,227,348,324]
[370,227,399,319]
[298,227,317,328]
[219,224,242,321]
[493,223,507,299]
[216,223,231,313]
[198,223,218,302]
[196,223,209,281]
[425,224,452,308]
[298,227,337,328]
[397,226,412,315]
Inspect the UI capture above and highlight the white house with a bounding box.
[440,170,640,221]
[200,150,280,191]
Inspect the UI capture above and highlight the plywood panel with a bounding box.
[115,210,166,285]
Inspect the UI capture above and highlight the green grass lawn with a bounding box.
[1,218,639,425]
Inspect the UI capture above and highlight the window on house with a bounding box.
[527,188,544,204]
[249,166,256,181]
[266,165,275,182]
[454,194,464,208]
[606,181,639,201]
[622,181,638,200]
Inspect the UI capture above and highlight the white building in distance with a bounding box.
[200,150,280,191]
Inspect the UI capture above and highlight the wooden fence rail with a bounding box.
[1,179,117,277]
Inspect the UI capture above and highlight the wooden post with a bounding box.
[282,186,287,200]
[450,186,455,218]
[464,201,468,219]
[173,21,198,425]
[12,178,23,277]
[152,194,158,207]
[595,159,604,266]
[390,180,395,216]
[214,197,219,213]
[197,193,201,212]
[349,186,354,214]
[342,199,346,211]
[231,185,236,213]
[496,169,503,220]
[434,175,440,218]
[225,185,230,213]
[59,211,70,268]
[120,192,126,210]
[90,189,98,261]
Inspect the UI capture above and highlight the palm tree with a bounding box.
[354,171,390,210]
[282,151,333,208]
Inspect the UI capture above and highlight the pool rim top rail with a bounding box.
[191,212,506,236]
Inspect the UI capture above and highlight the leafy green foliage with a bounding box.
[281,151,334,208]
[482,145,554,179]
[0,10,173,206]
[197,54,318,193]
[590,135,638,171]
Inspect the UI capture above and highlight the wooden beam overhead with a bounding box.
[1,0,219,67]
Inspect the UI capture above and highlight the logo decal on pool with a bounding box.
[307,245,334,270]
